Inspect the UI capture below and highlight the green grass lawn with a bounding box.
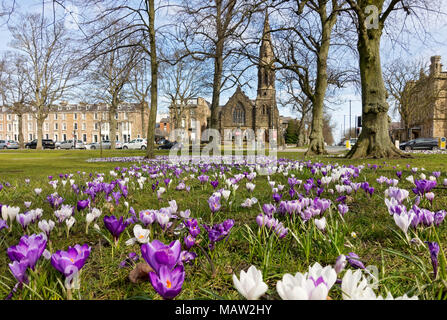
[0,149,447,300]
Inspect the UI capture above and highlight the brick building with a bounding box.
[0,102,149,144]
[169,97,211,142]
[391,56,447,141]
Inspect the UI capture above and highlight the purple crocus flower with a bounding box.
[47,194,65,209]
[288,188,296,199]
[412,179,437,196]
[184,218,201,237]
[338,203,349,217]
[210,179,219,189]
[396,171,402,179]
[335,255,347,274]
[103,215,128,241]
[112,191,121,206]
[208,195,221,213]
[139,209,157,226]
[9,260,29,284]
[51,244,91,277]
[346,252,365,269]
[141,239,182,273]
[0,218,9,231]
[202,219,234,250]
[179,250,197,266]
[76,199,90,212]
[149,265,185,300]
[434,210,446,227]
[426,242,440,279]
[262,204,276,216]
[164,178,171,187]
[184,235,196,250]
[273,193,282,203]
[198,175,209,184]
[7,234,47,270]
[119,252,140,268]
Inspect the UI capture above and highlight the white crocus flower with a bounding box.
[314,217,327,231]
[34,188,42,195]
[393,211,415,236]
[233,265,268,300]
[221,190,231,201]
[133,224,150,244]
[157,187,166,199]
[378,292,418,300]
[125,238,136,246]
[66,216,76,229]
[38,219,55,236]
[2,205,20,223]
[405,175,414,185]
[277,263,336,300]
[341,269,377,300]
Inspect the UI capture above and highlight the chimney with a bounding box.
[430,56,442,75]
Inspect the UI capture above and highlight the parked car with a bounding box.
[87,140,123,150]
[157,140,183,150]
[25,139,56,149]
[55,141,62,149]
[59,140,85,149]
[399,138,439,151]
[122,138,147,150]
[156,138,169,145]
[0,140,19,149]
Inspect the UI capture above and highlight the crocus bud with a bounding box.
[335,255,347,274]
[315,217,326,231]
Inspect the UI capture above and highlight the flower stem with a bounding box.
[67,288,72,300]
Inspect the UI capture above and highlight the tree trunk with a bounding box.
[305,5,335,156]
[210,41,224,131]
[18,113,24,149]
[305,41,330,155]
[109,104,117,150]
[346,27,409,159]
[145,0,158,159]
[296,118,305,147]
[36,117,44,150]
[141,103,146,139]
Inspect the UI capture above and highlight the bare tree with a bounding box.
[277,71,313,147]
[9,13,78,150]
[162,52,207,131]
[383,58,441,141]
[0,53,30,148]
[273,0,347,155]
[86,19,139,150]
[344,0,441,158]
[323,110,336,145]
[129,56,151,139]
[177,0,267,131]
[73,0,166,158]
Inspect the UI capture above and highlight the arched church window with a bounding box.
[233,105,245,125]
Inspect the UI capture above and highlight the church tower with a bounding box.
[255,11,280,141]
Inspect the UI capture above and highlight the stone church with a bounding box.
[169,13,281,144]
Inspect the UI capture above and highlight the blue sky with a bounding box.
[1,0,447,144]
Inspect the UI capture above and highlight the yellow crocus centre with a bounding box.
[166,279,172,288]
[138,234,144,239]
[70,258,74,263]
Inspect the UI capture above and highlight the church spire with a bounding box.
[258,9,275,95]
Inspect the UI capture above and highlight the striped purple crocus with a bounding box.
[425,241,440,279]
